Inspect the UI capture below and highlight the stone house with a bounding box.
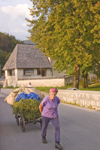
[3,43,73,87]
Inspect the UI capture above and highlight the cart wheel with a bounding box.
[20,116,25,132]
[15,114,19,126]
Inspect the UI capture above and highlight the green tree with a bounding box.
[0,50,11,75]
[0,32,23,75]
[26,0,100,88]
[80,1,100,87]
[0,32,23,52]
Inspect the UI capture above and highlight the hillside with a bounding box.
[0,32,23,75]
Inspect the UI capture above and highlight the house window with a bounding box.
[24,69,34,76]
[7,70,12,76]
[37,69,41,75]
[37,68,46,76]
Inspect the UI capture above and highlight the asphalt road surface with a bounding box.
[0,88,100,150]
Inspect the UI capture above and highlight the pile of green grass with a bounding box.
[13,99,41,121]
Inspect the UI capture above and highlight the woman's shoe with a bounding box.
[42,137,48,143]
[55,142,63,150]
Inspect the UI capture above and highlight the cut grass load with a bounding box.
[13,99,41,121]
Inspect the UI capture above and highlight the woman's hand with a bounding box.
[39,103,43,114]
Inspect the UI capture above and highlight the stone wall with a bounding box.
[3,75,74,87]
[0,80,4,85]
[17,76,74,87]
[57,90,100,110]
[17,77,65,87]
[3,76,17,87]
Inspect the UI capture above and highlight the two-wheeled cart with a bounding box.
[15,113,42,132]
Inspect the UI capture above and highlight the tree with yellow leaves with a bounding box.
[26,0,100,88]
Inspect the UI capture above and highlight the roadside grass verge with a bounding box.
[4,86,19,89]
[0,84,3,88]
[1,81,100,92]
[79,82,100,91]
[36,84,74,93]
[36,82,100,92]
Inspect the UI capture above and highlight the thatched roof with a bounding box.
[3,44,52,70]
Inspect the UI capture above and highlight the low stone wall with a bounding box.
[17,76,74,87]
[17,77,65,87]
[57,90,100,110]
[3,75,74,87]
[0,80,4,85]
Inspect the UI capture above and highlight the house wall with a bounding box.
[0,80,4,85]
[53,69,67,77]
[14,69,18,81]
[3,69,17,87]
[5,70,11,76]
[5,70,8,77]
[3,76,17,87]
[57,90,100,110]
[48,57,67,77]
[17,69,24,78]
[46,69,52,76]
[3,73,74,87]
[12,70,15,76]
[3,68,74,87]
[16,68,52,78]
[89,73,97,81]
[17,68,41,78]
[34,69,37,76]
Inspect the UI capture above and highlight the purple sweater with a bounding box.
[41,96,60,118]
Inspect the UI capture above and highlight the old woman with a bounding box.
[39,88,63,150]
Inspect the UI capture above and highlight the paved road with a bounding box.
[0,89,100,150]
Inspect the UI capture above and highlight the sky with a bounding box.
[0,0,32,41]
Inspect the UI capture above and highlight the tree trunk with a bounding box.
[82,70,88,88]
[74,63,80,89]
